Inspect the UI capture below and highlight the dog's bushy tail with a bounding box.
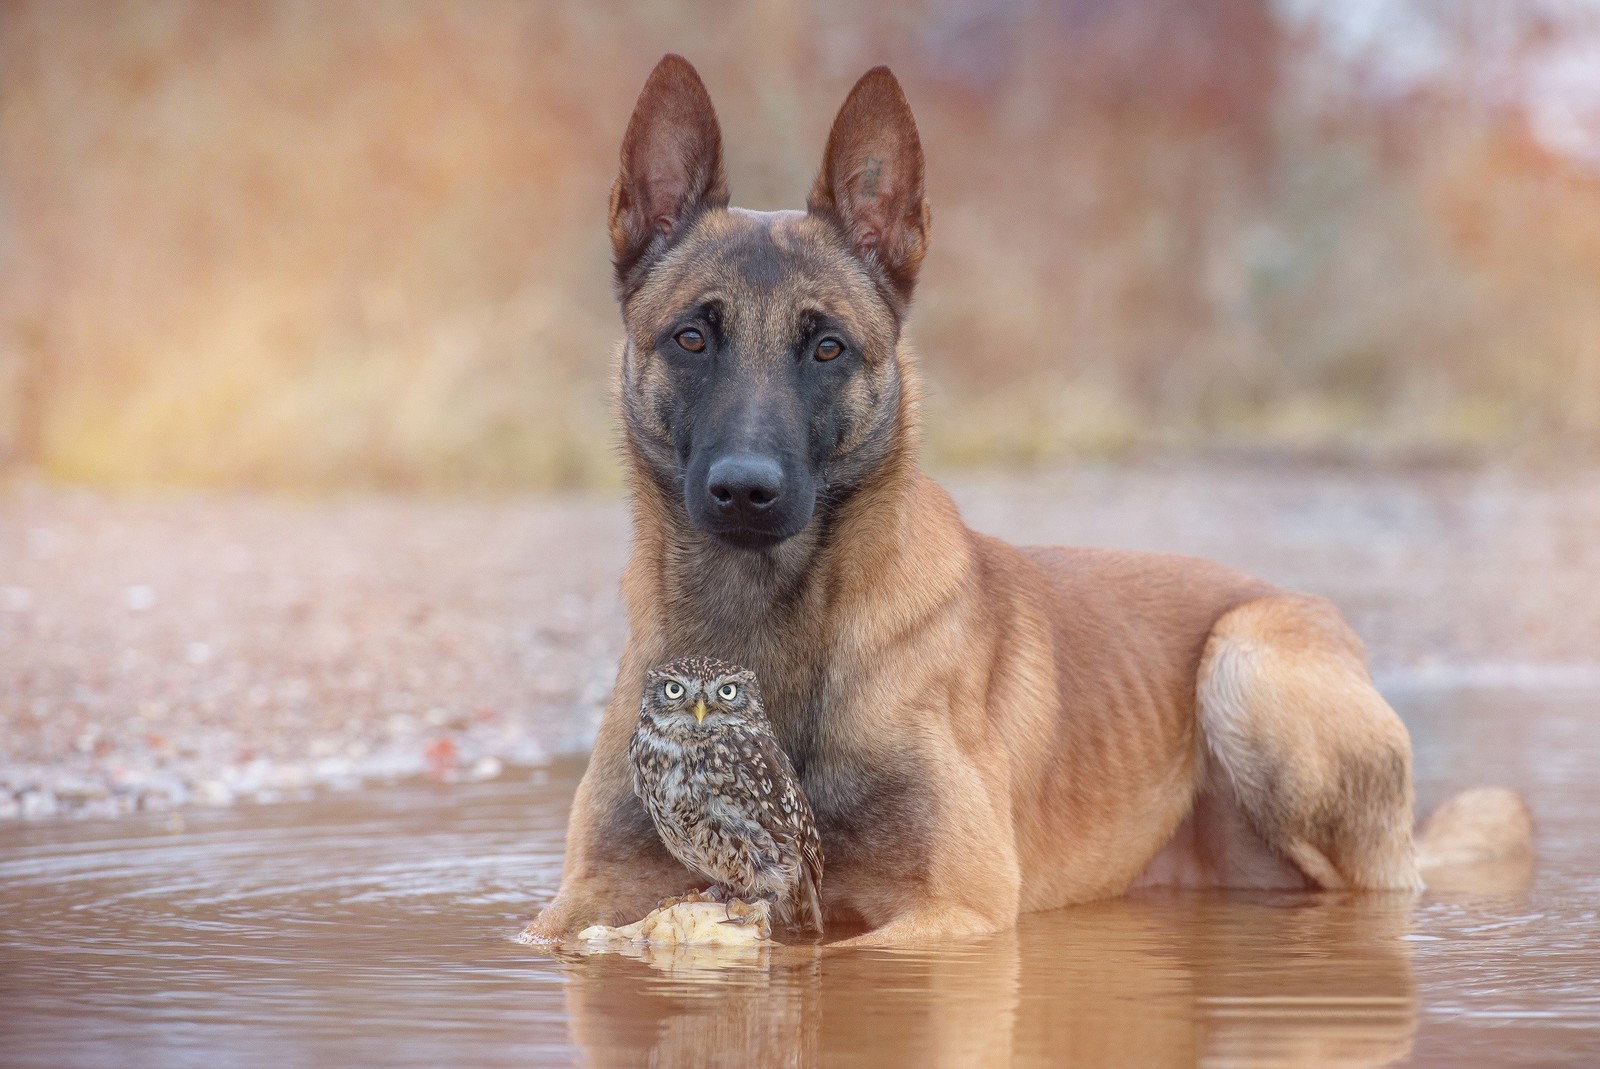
[1416,786,1534,871]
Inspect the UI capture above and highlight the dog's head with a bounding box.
[611,55,930,551]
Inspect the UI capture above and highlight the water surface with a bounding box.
[3,689,1598,1067]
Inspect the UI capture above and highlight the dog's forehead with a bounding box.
[626,209,895,342]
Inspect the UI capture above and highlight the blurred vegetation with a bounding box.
[2,0,1599,490]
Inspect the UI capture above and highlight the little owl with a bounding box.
[629,655,825,933]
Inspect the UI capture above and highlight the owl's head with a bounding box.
[642,655,762,732]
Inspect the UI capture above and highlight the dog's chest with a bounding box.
[785,726,935,887]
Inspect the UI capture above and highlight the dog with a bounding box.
[524,55,1531,946]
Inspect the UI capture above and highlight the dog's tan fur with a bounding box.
[525,56,1529,946]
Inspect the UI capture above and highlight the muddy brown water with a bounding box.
[3,688,1598,1068]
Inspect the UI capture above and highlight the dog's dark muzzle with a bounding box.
[686,449,815,549]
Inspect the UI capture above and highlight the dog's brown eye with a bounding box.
[815,338,844,362]
[676,329,706,354]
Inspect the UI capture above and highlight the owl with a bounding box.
[629,655,825,934]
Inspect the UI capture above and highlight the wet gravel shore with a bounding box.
[3,460,1598,820]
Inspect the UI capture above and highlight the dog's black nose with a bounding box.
[706,455,784,514]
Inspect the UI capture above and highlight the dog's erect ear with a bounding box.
[808,67,931,306]
[610,55,729,295]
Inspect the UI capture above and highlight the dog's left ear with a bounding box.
[808,67,932,306]
[610,54,729,296]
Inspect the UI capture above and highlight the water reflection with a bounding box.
[1,689,1596,1068]
[559,891,1421,1068]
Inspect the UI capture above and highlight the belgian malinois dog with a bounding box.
[525,56,1531,945]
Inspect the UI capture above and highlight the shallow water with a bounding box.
[2,689,1598,1068]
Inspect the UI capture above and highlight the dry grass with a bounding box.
[2,0,1598,489]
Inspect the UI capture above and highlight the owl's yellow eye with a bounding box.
[717,683,738,701]
[663,681,685,701]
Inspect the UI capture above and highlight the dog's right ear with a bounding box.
[808,67,930,309]
[609,55,728,297]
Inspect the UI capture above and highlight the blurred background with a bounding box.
[3,0,1599,491]
[5,21,1600,1059]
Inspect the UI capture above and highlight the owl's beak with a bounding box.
[693,699,707,723]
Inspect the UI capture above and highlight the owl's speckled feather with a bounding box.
[629,656,825,933]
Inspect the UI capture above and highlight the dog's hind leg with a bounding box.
[1196,594,1422,892]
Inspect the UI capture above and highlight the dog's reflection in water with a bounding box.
[560,892,1421,1069]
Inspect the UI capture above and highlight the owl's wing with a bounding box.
[795,815,826,934]
[741,723,826,934]
[626,722,648,803]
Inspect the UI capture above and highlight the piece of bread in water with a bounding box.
[578,898,774,947]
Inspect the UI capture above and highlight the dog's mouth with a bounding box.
[690,504,813,551]
[704,525,791,551]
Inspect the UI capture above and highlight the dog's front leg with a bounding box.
[522,855,688,941]
[827,901,1012,946]
[828,851,1021,946]
[828,756,1023,947]
[521,711,693,941]
[521,801,690,940]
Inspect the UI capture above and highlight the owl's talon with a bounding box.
[717,899,773,939]
[719,898,770,926]
[656,889,719,910]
